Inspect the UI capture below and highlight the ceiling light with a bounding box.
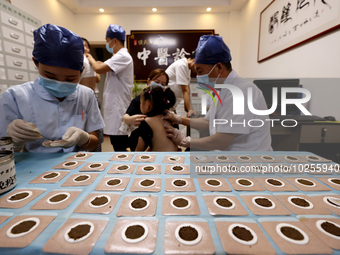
[152,8,157,12]
[99,8,104,13]
[206,7,212,12]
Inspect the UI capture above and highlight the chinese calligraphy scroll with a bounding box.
[258,0,340,62]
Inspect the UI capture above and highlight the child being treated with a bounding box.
[135,86,178,151]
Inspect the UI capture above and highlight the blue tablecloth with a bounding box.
[0,151,339,255]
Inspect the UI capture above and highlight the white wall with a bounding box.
[9,1,241,70]
[240,0,340,120]
[73,12,240,70]
[10,0,340,119]
[11,0,75,29]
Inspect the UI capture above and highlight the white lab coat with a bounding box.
[103,48,134,135]
[165,58,191,110]
[205,71,272,151]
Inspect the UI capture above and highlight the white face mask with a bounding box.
[106,39,115,54]
[150,81,164,89]
[196,64,220,90]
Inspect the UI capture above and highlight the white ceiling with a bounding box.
[57,0,249,14]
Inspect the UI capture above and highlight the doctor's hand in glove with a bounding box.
[164,125,191,148]
[43,126,90,149]
[162,110,183,125]
[7,119,43,152]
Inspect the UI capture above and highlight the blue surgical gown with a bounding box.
[0,77,105,152]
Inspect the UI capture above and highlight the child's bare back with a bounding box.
[144,115,178,151]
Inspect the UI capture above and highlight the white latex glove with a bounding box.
[163,110,182,125]
[165,126,191,148]
[7,119,43,151]
[43,126,90,148]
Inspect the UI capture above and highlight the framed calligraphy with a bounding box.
[127,30,215,81]
[258,0,340,62]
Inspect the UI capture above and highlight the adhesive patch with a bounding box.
[285,177,331,191]
[53,160,85,170]
[0,215,55,248]
[104,219,158,254]
[300,217,340,250]
[317,177,340,191]
[255,177,298,192]
[164,221,215,254]
[61,173,98,187]
[94,177,130,191]
[314,195,340,216]
[261,221,333,254]
[175,224,202,246]
[189,155,212,163]
[109,153,134,161]
[42,218,108,255]
[0,189,45,209]
[163,156,185,164]
[275,195,332,215]
[73,193,120,214]
[215,221,275,255]
[79,162,110,172]
[135,164,161,175]
[133,154,156,163]
[30,171,70,184]
[228,178,265,191]
[165,178,196,192]
[162,195,200,216]
[107,164,136,174]
[30,190,81,210]
[234,155,259,163]
[210,155,236,163]
[241,195,291,216]
[130,178,161,192]
[66,152,94,160]
[165,164,190,175]
[116,196,157,217]
[197,178,232,192]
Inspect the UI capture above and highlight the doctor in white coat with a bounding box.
[87,24,134,151]
[164,35,272,151]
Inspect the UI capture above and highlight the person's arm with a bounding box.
[95,73,101,83]
[80,77,97,91]
[79,130,99,151]
[122,114,146,126]
[165,126,236,150]
[180,84,191,114]
[163,111,209,131]
[87,54,111,74]
[135,136,146,151]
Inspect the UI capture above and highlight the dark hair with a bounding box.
[223,62,232,71]
[81,37,91,50]
[141,86,176,117]
[148,68,169,86]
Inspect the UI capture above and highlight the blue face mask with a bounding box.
[150,81,164,89]
[39,75,78,98]
[196,64,220,90]
[106,39,114,54]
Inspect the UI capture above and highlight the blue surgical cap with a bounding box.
[32,24,84,71]
[106,24,125,41]
[195,35,232,65]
